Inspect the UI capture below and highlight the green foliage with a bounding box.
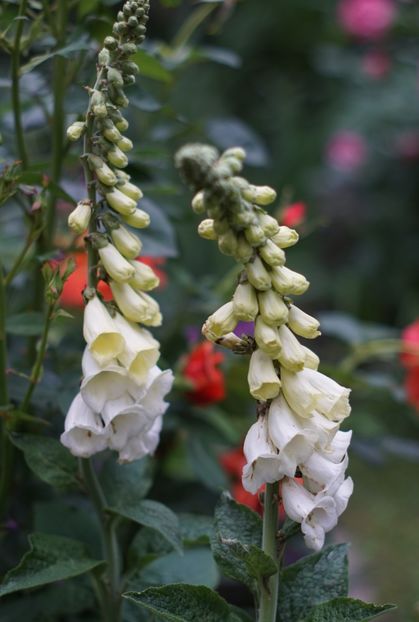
[0,533,104,597]
[5,311,44,336]
[299,598,396,622]
[100,456,153,505]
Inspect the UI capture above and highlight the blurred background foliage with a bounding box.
[1,0,419,620]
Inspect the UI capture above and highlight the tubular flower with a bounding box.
[61,0,173,463]
[176,143,353,550]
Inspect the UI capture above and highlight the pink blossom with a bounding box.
[326,131,367,172]
[337,0,396,40]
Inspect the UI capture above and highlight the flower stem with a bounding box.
[3,227,38,288]
[11,0,29,168]
[172,3,217,50]
[258,482,280,622]
[80,458,121,622]
[0,261,12,517]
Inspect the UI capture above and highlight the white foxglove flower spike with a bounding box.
[80,348,134,413]
[242,417,283,494]
[83,296,125,367]
[248,348,281,401]
[112,313,160,384]
[60,394,108,458]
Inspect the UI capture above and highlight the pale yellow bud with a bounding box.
[198,219,217,240]
[89,155,117,186]
[111,226,142,259]
[277,324,306,372]
[287,305,321,339]
[235,235,254,264]
[233,282,258,321]
[110,281,159,324]
[259,213,280,237]
[202,301,238,341]
[244,224,266,247]
[137,292,162,327]
[258,239,286,267]
[98,243,135,283]
[246,256,271,291]
[103,125,122,143]
[122,208,150,229]
[68,200,91,234]
[129,260,160,291]
[242,185,277,206]
[192,191,205,215]
[258,290,289,326]
[118,181,143,202]
[223,147,246,160]
[254,317,282,356]
[107,146,128,168]
[218,229,238,256]
[117,136,133,152]
[270,265,309,296]
[116,118,129,132]
[106,188,137,216]
[301,345,320,370]
[271,226,299,249]
[66,121,85,141]
[248,349,281,401]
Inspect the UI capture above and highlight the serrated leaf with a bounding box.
[0,533,103,597]
[278,544,349,622]
[299,597,396,622]
[123,584,234,621]
[6,312,44,336]
[110,499,182,553]
[212,493,271,593]
[10,433,80,489]
[100,456,153,506]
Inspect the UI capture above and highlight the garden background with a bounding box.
[0,0,419,620]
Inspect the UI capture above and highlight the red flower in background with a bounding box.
[401,320,419,410]
[326,131,367,172]
[60,252,167,308]
[183,341,225,405]
[220,447,263,513]
[280,202,306,228]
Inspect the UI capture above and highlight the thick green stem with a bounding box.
[259,482,279,622]
[80,459,121,622]
[11,0,29,168]
[0,261,12,517]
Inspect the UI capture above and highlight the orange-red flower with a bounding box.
[401,320,419,368]
[405,368,419,411]
[220,446,263,513]
[183,341,225,405]
[280,202,306,228]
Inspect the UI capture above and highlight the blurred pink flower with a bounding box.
[337,0,396,40]
[362,49,391,78]
[326,131,367,172]
[395,132,419,161]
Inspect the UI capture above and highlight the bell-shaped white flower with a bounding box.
[248,348,281,401]
[321,430,352,464]
[281,477,338,551]
[118,414,163,463]
[333,476,354,516]
[258,290,289,326]
[281,367,351,421]
[303,410,340,449]
[80,348,134,413]
[242,417,283,494]
[130,367,174,417]
[112,313,160,384]
[270,265,309,296]
[102,395,152,451]
[233,282,259,321]
[300,450,349,496]
[254,316,282,356]
[268,395,316,477]
[202,301,238,341]
[60,393,108,458]
[277,324,306,372]
[288,305,321,339]
[98,243,135,282]
[83,296,125,367]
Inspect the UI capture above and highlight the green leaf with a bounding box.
[0,533,104,597]
[123,584,235,621]
[212,493,274,593]
[187,435,228,491]
[110,499,182,553]
[100,456,153,506]
[278,544,349,622]
[19,37,91,75]
[10,434,80,489]
[299,598,396,622]
[133,50,172,83]
[178,513,213,545]
[6,312,44,336]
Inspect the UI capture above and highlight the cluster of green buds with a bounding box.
[176,144,352,551]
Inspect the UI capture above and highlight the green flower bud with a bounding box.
[107,146,128,168]
[259,213,280,237]
[129,259,160,291]
[66,121,85,141]
[98,48,110,66]
[221,155,243,174]
[246,255,271,291]
[258,290,289,326]
[242,184,277,206]
[222,147,246,161]
[271,226,299,249]
[213,218,230,235]
[107,67,124,87]
[198,219,217,240]
[122,61,139,75]
[234,235,254,264]
[118,181,143,201]
[68,200,91,234]
[270,265,309,296]
[191,191,205,214]
[218,229,238,256]
[115,117,129,132]
[233,282,258,321]
[108,85,129,108]
[104,36,118,50]
[128,16,138,27]
[254,316,282,357]
[122,208,150,228]
[111,225,142,259]
[91,90,107,118]
[103,123,122,143]
[106,188,137,215]
[117,10,125,21]
[120,43,137,56]
[88,155,117,186]
[258,239,286,267]
[287,305,320,339]
[244,224,266,247]
[123,75,136,86]
[117,136,133,152]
